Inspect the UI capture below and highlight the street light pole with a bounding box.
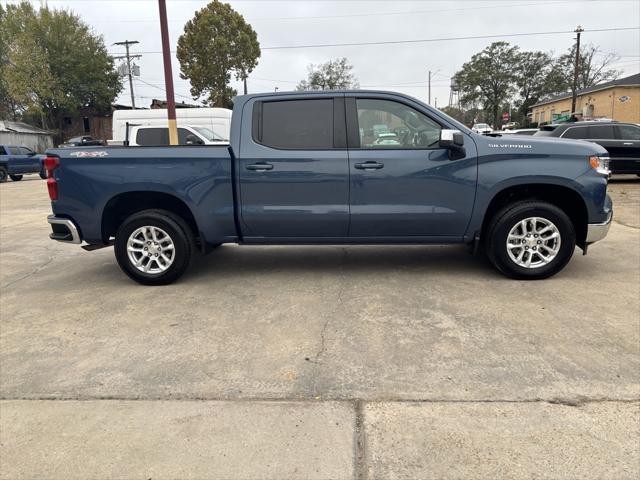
[571,25,584,114]
[158,0,178,145]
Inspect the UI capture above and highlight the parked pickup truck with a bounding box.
[44,90,613,285]
[0,145,46,182]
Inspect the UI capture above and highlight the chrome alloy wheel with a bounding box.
[127,226,175,274]
[506,217,561,269]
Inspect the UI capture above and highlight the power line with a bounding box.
[108,26,639,55]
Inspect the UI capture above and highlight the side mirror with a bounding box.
[439,129,464,148]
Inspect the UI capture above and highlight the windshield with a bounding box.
[475,123,489,129]
[193,127,226,141]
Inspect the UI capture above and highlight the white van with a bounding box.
[110,108,232,145]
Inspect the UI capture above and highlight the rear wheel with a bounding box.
[485,201,576,279]
[114,209,194,285]
[0,167,8,182]
[9,174,23,181]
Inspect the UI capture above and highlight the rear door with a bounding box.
[345,95,477,238]
[612,124,640,173]
[238,96,350,238]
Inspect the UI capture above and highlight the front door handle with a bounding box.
[623,142,633,146]
[246,163,274,171]
[354,161,384,170]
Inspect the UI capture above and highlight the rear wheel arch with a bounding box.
[101,191,200,245]
[479,183,589,248]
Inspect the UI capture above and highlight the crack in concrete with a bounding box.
[1,254,54,289]
[353,399,367,480]
[613,219,640,229]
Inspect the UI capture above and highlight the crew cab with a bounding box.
[44,90,613,285]
[0,145,46,182]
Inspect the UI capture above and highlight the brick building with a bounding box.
[530,73,640,125]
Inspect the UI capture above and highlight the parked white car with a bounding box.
[126,125,227,146]
[472,123,492,135]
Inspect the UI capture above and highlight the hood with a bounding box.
[473,132,608,157]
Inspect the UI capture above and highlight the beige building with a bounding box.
[530,73,640,125]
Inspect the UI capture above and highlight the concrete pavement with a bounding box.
[1,175,639,479]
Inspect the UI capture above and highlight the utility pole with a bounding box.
[113,40,141,109]
[571,25,584,114]
[428,68,441,105]
[158,0,178,145]
[243,77,248,95]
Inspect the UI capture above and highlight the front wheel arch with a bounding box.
[479,183,588,248]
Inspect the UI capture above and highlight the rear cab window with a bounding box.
[253,98,336,149]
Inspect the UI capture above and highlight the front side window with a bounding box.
[617,124,640,140]
[19,147,33,155]
[562,126,589,139]
[257,99,334,149]
[8,146,20,154]
[356,99,441,148]
[589,125,615,139]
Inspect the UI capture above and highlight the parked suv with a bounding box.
[535,121,640,175]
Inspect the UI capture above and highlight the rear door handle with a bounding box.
[623,142,633,146]
[246,163,274,171]
[354,161,384,170]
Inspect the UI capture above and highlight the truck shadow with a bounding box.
[185,244,498,282]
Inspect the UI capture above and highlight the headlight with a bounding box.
[589,155,610,176]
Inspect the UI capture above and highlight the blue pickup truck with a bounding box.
[0,145,47,182]
[44,90,612,285]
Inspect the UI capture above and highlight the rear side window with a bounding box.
[255,99,334,149]
[8,146,20,154]
[0,146,6,155]
[617,124,640,140]
[589,125,615,139]
[562,126,589,139]
[136,128,169,146]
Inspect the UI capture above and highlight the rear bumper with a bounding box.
[585,210,612,244]
[47,215,81,244]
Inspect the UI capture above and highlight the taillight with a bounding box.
[44,156,60,200]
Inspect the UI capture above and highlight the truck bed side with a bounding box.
[48,145,236,247]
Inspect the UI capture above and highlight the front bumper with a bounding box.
[47,215,82,244]
[585,210,613,244]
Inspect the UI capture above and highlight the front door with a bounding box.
[239,96,350,239]
[346,96,477,238]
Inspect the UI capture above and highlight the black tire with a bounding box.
[0,167,7,183]
[9,174,23,181]
[40,167,48,179]
[114,209,194,285]
[485,201,576,280]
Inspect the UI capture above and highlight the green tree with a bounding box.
[512,50,556,125]
[0,2,121,135]
[296,58,359,91]
[177,0,260,108]
[453,42,519,129]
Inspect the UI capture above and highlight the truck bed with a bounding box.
[49,145,237,246]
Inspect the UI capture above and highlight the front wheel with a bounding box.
[485,201,576,280]
[10,174,23,181]
[114,209,194,285]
